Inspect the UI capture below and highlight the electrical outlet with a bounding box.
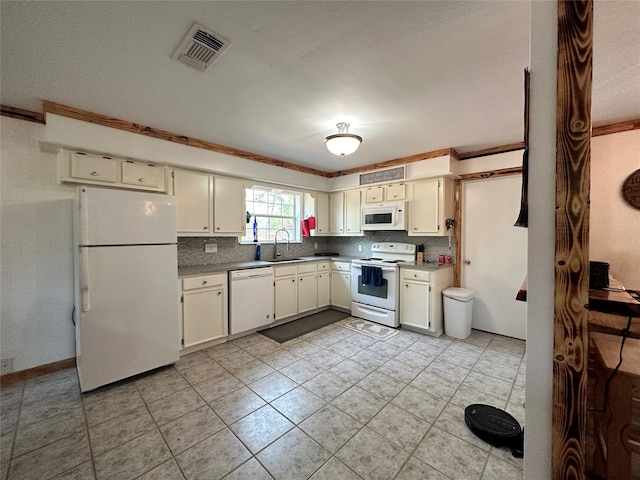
[1,357,14,375]
[358,245,363,252]
[204,243,217,253]
[314,242,318,250]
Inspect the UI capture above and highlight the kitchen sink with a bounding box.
[264,257,302,263]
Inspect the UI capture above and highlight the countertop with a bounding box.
[178,257,452,277]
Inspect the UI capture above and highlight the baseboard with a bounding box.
[0,357,76,387]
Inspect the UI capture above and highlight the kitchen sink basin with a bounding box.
[264,257,302,263]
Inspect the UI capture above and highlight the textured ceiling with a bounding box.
[1,1,638,173]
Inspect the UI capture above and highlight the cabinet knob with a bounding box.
[90,171,99,176]
[217,291,222,295]
[138,178,145,182]
[413,227,418,231]
[216,227,220,230]
[202,281,207,285]
[203,227,207,230]
[464,260,471,265]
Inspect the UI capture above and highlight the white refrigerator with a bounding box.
[74,186,179,392]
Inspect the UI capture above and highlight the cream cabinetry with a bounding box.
[363,183,406,203]
[172,168,213,236]
[274,265,298,320]
[59,150,166,192]
[315,192,331,235]
[298,272,317,314]
[408,177,454,236]
[213,176,246,235]
[331,190,362,235]
[171,169,246,237]
[330,261,352,311]
[316,261,331,308]
[181,273,228,349]
[400,267,452,336]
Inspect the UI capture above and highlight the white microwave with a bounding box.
[361,201,408,231]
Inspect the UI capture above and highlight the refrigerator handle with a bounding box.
[79,187,90,246]
[80,247,91,312]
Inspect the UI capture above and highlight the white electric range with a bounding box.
[351,242,416,328]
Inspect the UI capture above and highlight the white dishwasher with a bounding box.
[229,267,274,335]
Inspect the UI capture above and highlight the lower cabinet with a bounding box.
[317,270,331,308]
[274,265,298,321]
[399,267,452,336]
[331,261,352,310]
[181,273,228,349]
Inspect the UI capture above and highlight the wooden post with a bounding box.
[553,1,592,478]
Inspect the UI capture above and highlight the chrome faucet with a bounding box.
[274,228,290,259]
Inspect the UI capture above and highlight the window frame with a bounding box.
[240,185,302,244]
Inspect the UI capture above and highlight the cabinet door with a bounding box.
[315,192,330,235]
[330,192,345,234]
[183,287,226,348]
[214,176,245,235]
[331,272,351,310]
[386,183,406,200]
[365,186,384,203]
[173,169,212,235]
[409,179,440,234]
[400,280,431,330]
[298,273,317,314]
[344,190,361,234]
[122,161,163,189]
[275,276,298,320]
[317,272,331,308]
[71,152,118,183]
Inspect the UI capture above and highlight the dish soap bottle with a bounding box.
[255,243,261,261]
[252,217,258,242]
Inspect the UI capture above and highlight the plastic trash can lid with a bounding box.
[443,287,475,301]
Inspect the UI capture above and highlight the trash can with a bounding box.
[443,287,475,339]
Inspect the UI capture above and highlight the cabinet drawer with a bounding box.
[297,262,317,274]
[402,269,431,282]
[316,261,330,272]
[274,265,298,277]
[331,261,351,271]
[71,152,118,183]
[122,161,163,188]
[183,274,226,290]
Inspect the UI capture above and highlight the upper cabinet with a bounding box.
[363,183,406,203]
[171,169,245,237]
[330,189,362,236]
[59,150,166,192]
[172,168,213,236]
[408,177,454,236]
[213,176,246,235]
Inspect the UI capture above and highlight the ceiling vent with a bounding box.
[173,23,230,72]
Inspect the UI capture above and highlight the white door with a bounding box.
[461,175,527,339]
[77,244,179,391]
[80,186,176,245]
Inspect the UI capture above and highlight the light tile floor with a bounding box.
[0,319,526,480]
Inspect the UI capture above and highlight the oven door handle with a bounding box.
[351,265,397,273]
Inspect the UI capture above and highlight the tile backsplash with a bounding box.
[178,231,456,266]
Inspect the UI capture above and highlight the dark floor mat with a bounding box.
[259,309,350,343]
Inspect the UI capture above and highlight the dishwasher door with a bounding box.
[229,267,274,335]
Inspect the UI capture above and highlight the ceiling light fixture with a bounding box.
[324,122,362,156]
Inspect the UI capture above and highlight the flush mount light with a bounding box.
[324,122,362,156]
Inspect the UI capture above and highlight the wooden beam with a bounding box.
[592,118,640,137]
[329,148,458,177]
[0,105,45,124]
[42,100,333,178]
[458,166,523,181]
[553,1,592,479]
[457,142,525,160]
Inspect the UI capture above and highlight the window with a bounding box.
[242,186,301,243]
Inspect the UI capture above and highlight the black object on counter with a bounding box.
[590,261,610,290]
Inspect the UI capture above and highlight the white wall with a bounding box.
[1,117,77,372]
[524,1,557,478]
[590,129,640,288]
